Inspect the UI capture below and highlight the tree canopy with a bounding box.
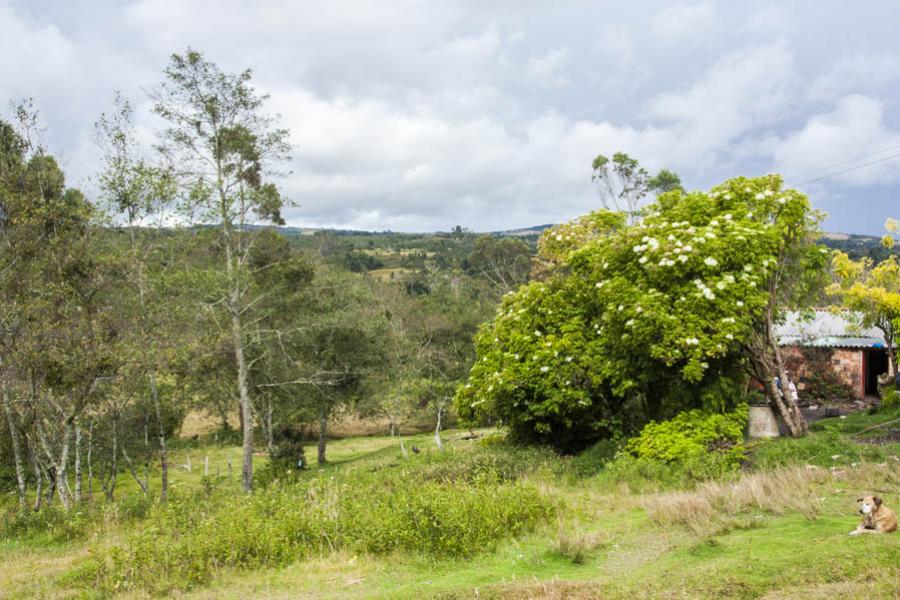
[456,175,827,450]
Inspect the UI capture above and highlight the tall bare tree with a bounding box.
[150,49,290,491]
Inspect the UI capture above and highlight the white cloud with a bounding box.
[650,3,714,41]
[646,43,795,169]
[809,52,900,100]
[3,0,900,234]
[774,95,900,186]
[525,47,568,87]
[595,25,636,64]
[744,5,791,35]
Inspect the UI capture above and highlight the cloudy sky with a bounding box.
[3,1,900,234]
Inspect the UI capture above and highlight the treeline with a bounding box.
[0,49,525,510]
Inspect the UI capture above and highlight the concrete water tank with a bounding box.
[748,405,780,438]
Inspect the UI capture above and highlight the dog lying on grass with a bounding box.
[849,496,898,535]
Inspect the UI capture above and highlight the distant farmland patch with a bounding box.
[367,267,418,280]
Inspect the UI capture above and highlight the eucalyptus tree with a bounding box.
[149,49,291,491]
[591,153,682,222]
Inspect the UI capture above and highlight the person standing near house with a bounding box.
[788,379,799,404]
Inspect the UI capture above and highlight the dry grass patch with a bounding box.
[457,578,604,600]
[759,568,900,600]
[643,462,900,535]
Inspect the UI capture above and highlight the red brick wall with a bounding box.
[781,346,864,400]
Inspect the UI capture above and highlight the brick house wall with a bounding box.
[781,346,864,400]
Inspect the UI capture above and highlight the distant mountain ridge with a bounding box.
[263,224,878,242]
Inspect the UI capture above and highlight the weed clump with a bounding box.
[550,528,608,564]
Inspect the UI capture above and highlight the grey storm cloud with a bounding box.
[2,0,900,234]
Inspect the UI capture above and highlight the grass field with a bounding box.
[2,413,899,599]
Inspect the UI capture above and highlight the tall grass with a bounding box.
[67,450,556,594]
[642,461,900,535]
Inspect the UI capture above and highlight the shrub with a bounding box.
[0,504,91,543]
[624,405,748,466]
[570,439,620,478]
[881,388,899,411]
[71,466,555,594]
[585,406,749,490]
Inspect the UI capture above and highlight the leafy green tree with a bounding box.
[456,175,826,449]
[250,265,386,465]
[830,218,900,384]
[648,169,683,195]
[243,229,314,453]
[150,49,291,491]
[0,103,117,509]
[94,91,178,501]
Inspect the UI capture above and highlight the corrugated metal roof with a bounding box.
[776,310,886,349]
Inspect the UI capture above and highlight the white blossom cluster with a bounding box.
[693,278,716,300]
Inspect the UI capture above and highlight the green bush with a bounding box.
[0,504,91,543]
[582,406,749,489]
[570,439,620,478]
[624,405,748,465]
[71,464,555,594]
[882,388,899,411]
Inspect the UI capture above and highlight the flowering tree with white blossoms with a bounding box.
[456,175,826,448]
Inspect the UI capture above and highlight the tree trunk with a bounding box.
[885,337,899,390]
[150,372,168,503]
[389,415,396,437]
[86,420,94,500]
[769,340,806,435]
[26,436,43,511]
[33,461,43,512]
[37,421,71,510]
[763,303,806,436]
[58,424,73,507]
[122,447,149,496]
[2,380,27,509]
[105,421,118,502]
[434,405,444,451]
[231,304,254,492]
[74,423,82,503]
[46,470,56,506]
[317,407,328,465]
[265,395,274,455]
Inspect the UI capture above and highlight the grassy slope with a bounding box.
[2,416,899,600]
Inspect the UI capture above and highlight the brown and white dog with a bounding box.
[849,496,898,535]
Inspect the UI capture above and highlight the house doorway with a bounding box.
[865,349,889,396]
